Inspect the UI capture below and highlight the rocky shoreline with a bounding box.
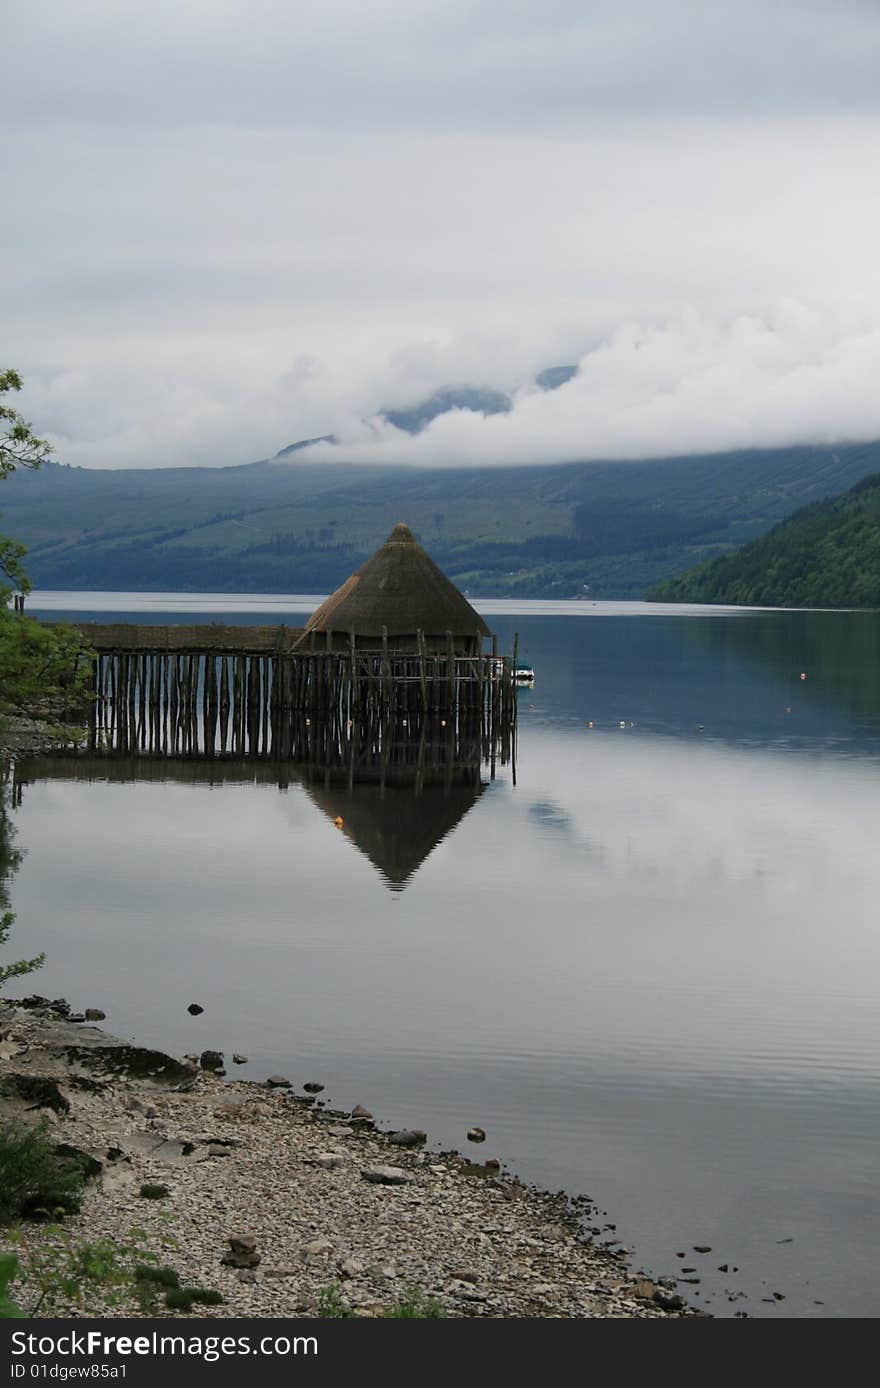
[0,713,84,760]
[0,998,694,1320]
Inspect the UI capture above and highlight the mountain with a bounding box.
[649,471,880,608]
[4,440,880,599]
[377,366,577,435]
[381,386,512,435]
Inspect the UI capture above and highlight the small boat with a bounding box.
[514,665,535,686]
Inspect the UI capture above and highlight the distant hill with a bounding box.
[649,471,880,608]
[378,366,576,435]
[4,440,880,599]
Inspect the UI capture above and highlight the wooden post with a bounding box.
[418,629,428,713]
[382,625,390,715]
[446,630,455,712]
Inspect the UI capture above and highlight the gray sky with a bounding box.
[4,0,880,468]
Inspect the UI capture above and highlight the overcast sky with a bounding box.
[4,0,880,469]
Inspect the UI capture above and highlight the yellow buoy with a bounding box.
[334,816,344,829]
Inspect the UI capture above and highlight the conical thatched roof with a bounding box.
[300,522,489,640]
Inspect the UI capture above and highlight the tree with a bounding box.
[1,368,91,713]
[0,370,52,480]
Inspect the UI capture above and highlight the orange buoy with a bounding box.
[334,816,343,829]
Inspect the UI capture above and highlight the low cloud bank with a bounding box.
[297,305,880,468]
[21,304,880,472]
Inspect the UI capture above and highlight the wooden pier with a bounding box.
[58,621,517,777]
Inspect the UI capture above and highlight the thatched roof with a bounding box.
[57,623,305,654]
[299,523,489,640]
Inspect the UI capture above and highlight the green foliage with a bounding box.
[316,1281,445,1319]
[0,1253,25,1318]
[0,910,44,988]
[21,1230,155,1315]
[165,1285,224,1311]
[650,471,880,609]
[0,613,93,714]
[0,370,52,479]
[133,1265,224,1313]
[139,1183,170,1200]
[316,1283,354,1318]
[0,1120,87,1225]
[0,370,93,713]
[134,1263,180,1288]
[388,1287,446,1318]
[20,1231,199,1316]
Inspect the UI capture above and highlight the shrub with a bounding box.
[388,1287,445,1318]
[0,1254,25,1318]
[0,1120,87,1224]
[165,1286,224,1311]
[316,1283,354,1318]
[134,1264,180,1289]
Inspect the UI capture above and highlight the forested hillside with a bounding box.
[650,472,880,608]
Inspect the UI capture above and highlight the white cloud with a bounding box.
[3,3,880,469]
[298,304,880,468]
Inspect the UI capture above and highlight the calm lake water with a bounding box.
[7,593,880,1318]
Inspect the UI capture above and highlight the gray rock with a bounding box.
[361,1165,411,1186]
[236,1269,258,1284]
[229,1234,257,1254]
[338,1257,365,1279]
[317,1153,346,1170]
[631,1277,659,1300]
[223,1250,261,1269]
[266,1075,291,1088]
[222,1234,260,1269]
[303,1082,324,1094]
[187,1004,204,1016]
[327,1125,353,1138]
[350,1104,373,1121]
[199,1050,224,1071]
[467,1127,487,1143]
[84,1009,106,1021]
[232,1054,248,1065]
[387,1130,426,1147]
[654,1289,687,1312]
[301,1238,334,1260]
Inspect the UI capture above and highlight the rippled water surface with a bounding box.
[7,595,880,1317]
